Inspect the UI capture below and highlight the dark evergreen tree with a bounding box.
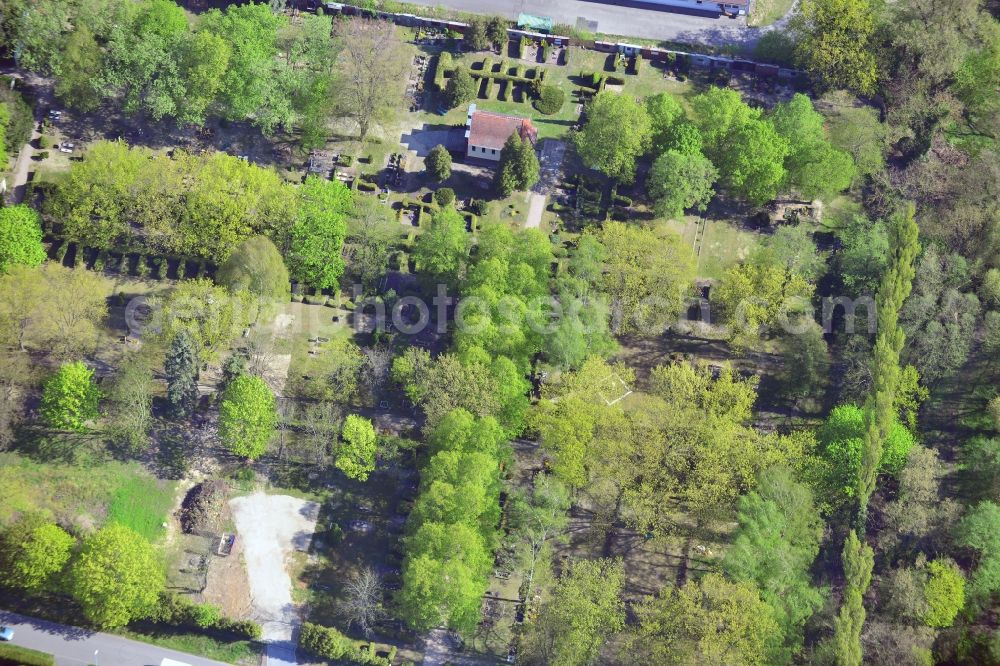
[494,134,539,196]
[220,352,246,394]
[165,331,199,419]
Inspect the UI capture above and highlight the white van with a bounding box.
[160,659,192,666]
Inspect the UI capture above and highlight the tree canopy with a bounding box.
[336,415,378,481]
[68,523,165,628]
[575,92,651,183]
[41,361,101,431]
[0,513,74,592]
[219,374,277,460]
[0,205,47,274]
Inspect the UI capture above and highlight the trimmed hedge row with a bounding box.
[55,240,216,282]
[434,52,453,91]
[0,644,55,666]
[299,623,395,665]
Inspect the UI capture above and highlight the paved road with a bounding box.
[0,611,233,666]
[404,0,751,44]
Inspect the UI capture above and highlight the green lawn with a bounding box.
[107,476,176,542]
[0,453,173,535]
[696,218,760,280]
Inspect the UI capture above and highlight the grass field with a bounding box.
[0,453,174,535]
[696,218,760,280]
[748,0,795,26]
[107,476,176,542]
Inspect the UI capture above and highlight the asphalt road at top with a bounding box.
[403,0,752,44]
[0,610,233,666]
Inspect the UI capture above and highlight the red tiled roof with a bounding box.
[467,111,537,151]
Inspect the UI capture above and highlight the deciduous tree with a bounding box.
[41,361,101,431]
[770,93,855,200]
[412,206,469,288]
[0,205,47,274]
[68,523,165,628]
[334,18,408,141]
[288,177,350,291]
[628,574,780,666]
[647,149,717,219]
[599,222,696,335]
[0,513,74,592]
[152,279,250,361]
[105,354,154,453]
[792,0,879,95]
[336,414,377,481]
[219,374,277,460]
[692,88,789,203]
[217,236,289,302]
[575,92,651,183]
[522,558,626,666]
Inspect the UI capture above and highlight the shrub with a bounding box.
[631,55,642,75]
[541,39,551,62]
[38,135,53,149]
[94,250,108,272]
[0,643,55,666]
[136,255,151,278]
[468,199,488,216]
[155,257,168,279]
[299,623,391,666]
[590,71,602,89]
[434,187,455,207]
[534,85,565,115]
[153,591,263,640]
[519,36,528,59]
[218,618,264,640]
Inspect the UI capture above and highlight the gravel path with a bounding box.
[229,493,319,645]
[525,192,546,229]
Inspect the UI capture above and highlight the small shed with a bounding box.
[517,13,553,34]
